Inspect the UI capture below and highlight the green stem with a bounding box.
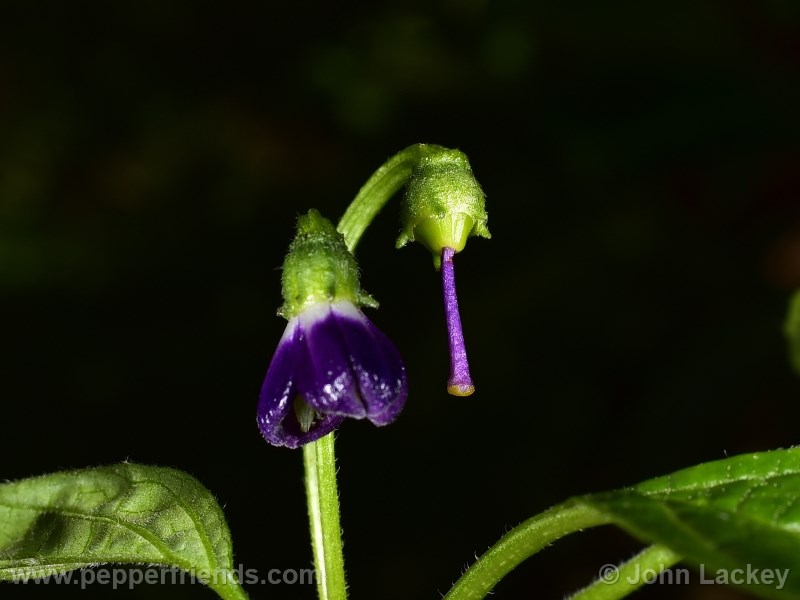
[303,433,347,600]
[566,544,681,600]
[337,143,440,252]
[443,501,612,600]
[209,578,252,600]
[300,143,440,599]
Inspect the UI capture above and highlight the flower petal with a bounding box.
[257,318,344,448]
[332,302,408,426]
[294,303,366,419]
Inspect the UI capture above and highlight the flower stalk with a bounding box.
[338,143,434,252]
[304,433,348,600]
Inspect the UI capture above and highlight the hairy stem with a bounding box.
[337,143,439,252]
[566,544,681,600]
[303,433,347,600]
[443,501,612,600]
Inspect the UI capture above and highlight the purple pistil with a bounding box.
[441,247,475,396]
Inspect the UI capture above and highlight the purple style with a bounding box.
[441,247,475,396]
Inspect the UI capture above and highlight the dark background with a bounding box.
[2,1,800,599]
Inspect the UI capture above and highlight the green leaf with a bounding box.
[0,463,249,600]
[784,290,800,374]
[445,448,800,600]
[583,448,800,599]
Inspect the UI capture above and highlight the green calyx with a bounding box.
[280,209,377,319]
[396,147,490,269]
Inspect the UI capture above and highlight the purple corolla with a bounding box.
[258,300,407,449]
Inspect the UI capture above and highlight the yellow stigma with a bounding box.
[447,383,475,397]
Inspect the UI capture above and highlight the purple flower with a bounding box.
[257,300,408,449]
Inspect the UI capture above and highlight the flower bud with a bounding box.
[396,148,490,269]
